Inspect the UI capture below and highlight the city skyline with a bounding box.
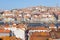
[0,0,60,10]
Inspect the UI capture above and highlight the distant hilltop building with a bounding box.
[0,6,60,24]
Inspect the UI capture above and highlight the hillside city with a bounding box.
[0,6,60,40]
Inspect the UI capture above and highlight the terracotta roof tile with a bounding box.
[0,29,10,33]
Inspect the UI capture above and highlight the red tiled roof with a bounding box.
[0,29,10,33]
